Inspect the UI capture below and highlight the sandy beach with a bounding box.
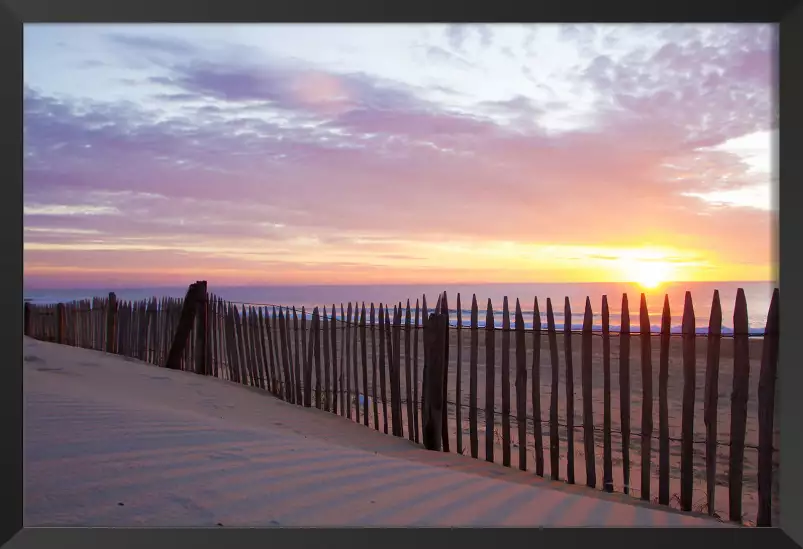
[24,336,729,527]
[256,322,777,526]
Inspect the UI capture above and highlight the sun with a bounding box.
[609,246,686,289]
[631,261,672,289]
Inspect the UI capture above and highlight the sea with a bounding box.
[24,281,776,335]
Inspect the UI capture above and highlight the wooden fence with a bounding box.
[23,285,780,527]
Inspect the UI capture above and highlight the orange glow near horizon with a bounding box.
[22,221,776,288]
[23,239,774,288]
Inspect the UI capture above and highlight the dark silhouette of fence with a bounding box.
[23,283,779,527]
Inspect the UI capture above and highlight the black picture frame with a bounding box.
[3,1,800,548]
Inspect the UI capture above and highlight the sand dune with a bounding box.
[24,336,729,528]
[265,325,776,526]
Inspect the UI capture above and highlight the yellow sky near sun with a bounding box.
[23,237,774,286]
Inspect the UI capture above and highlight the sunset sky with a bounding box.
[23,23,777,288]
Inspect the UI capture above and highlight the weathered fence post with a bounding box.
[194,282,208,375]
[704,291,722,516]
[314,308,322,409]
[486,299,496,464]
[106,292,117,353]
[757,288,779,527]
[729,289,750,522]
[502,296,511,467]
[439,294,450,452]
[370,304,378,428]
[165,281,206,370]
[413,300,421,443]
[330,304,338,413]
[680,291,696,512]
[24,302,31,337]
[532,297,544,478]
[56,303,65,344]
[324,306,332,410]
[582,297,596,488]
[515,298,528,472]
[303,308,314,408]
[619,294,632,494]
[378,304,388,432]
[469,295,479,459]
[546,298,560,480]
[422,311,447,451]
[639,294,653,501]
[456,294,464,455]
[404,301,414,439]
[344,303,352,418]
[658,295,671,505]
[391,304,403,437]
[602,295,614,492]
[293,306,303,405]
[564,297,575,485]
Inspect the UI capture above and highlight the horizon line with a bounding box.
[24,279,778,291]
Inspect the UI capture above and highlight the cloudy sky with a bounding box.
[23,23,777,288]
